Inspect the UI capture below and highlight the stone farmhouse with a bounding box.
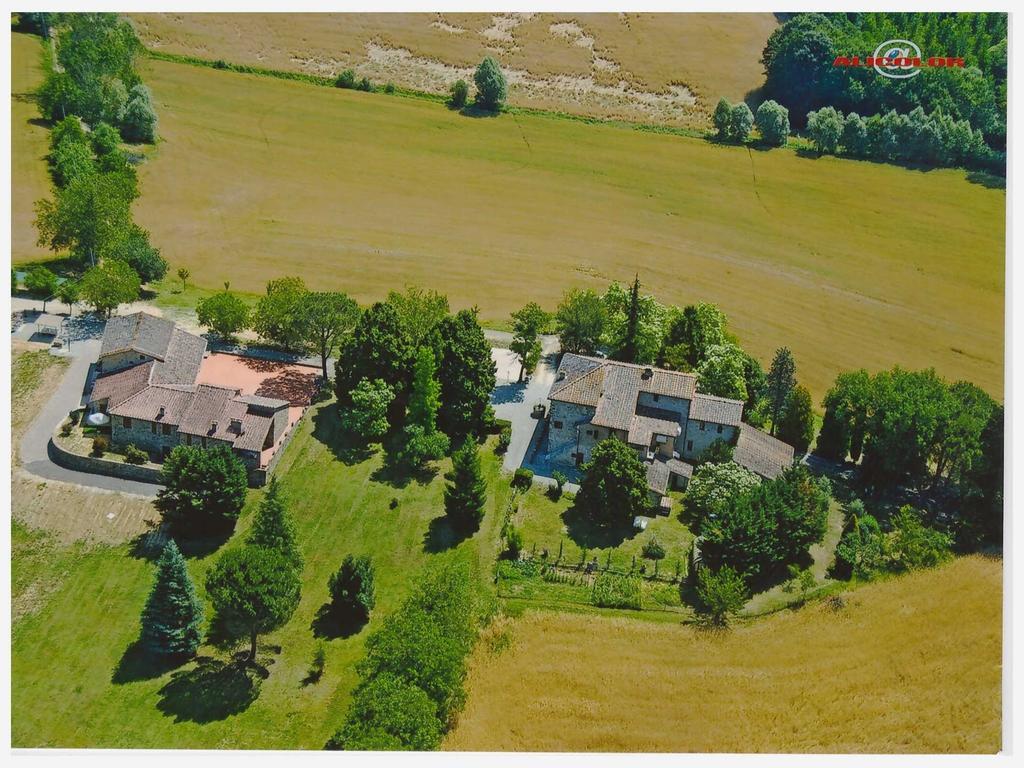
[88,313,292,472]
[546,353,796,510]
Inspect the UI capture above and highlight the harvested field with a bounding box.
[129,13,779,128]
[447,555,1003,753]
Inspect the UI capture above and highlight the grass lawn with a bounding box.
[11,399,511,748]
[448,554,1003,753]
[513,484,693,575]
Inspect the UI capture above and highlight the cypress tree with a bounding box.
[766,347,797,436]
[443,439,488,532]
[618,274,642,364]
[247,476,303,571]
[140,539,203,658]
[407,346,442,433]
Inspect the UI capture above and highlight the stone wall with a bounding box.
[547,400,596,467]
[48,434,163,484]
[112,415,181,458]
[682,421,736,460]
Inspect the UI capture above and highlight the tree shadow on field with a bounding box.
[966,170,1005,189]
[423,514,473,553]
[311,602,368,640]
[156,656,265,723]
[312,403,375,465]
[112,640,187,684]
[457,104,502,119]
[561,502,635,550]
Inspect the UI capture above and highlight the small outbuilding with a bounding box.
[34,313,64,337]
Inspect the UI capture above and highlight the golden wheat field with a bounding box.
[129,12,779,128]
[447,555,1002,753]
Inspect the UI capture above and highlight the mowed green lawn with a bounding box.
[12,401,510,748]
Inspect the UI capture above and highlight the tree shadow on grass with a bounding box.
[561,503,636,550]
[128,524,232,563]
[156,656,265,724]
[112,640,187,684]
[370,458,438,489]
[311,403,375,465]
[423,515,473,553]
[311,603,369,640]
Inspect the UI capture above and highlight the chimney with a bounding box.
[210,420,218,434]
[556,370,566,382]
[157,405,165,419]
[642,366,653,379]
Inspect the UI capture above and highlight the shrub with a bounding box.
[60,419,73,437]
[496,426,511,454]
[24,266,59,298]
[91,436,108,457]
[213,59,229,69]
[449,79,469,108]
[693,565,748,626]
[123,443,148,465]
[642,537,666,560]
[357,76,373,92]
[329,554,376,621]
[504,524,524,559]
[552,470,568,492]
[384,81,396,94]
[591,573,642,610]
[335,69,357,89]
[755,99,790,146]
[329,673,442,751]
[512,467,534,490]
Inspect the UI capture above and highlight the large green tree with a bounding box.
[196,289,250,340]
[660,302,727,370]
[555,288,605,355]
[335,302,414,424]
[473,56,507,111]
[328,554,376,621]
[443,439,488,533]
[79,259,140,316]
[601,281,665,365]
[766,347,796,436]
[816,369,872,462]
[697,343,748,401]
[434,309,496,439]
[206,545,301,663]
[778,384,815,453]
[509,302,549,381]
[401,346,449,467]
[299,290,361,380]
[340,378,396,441]
[252,276,308,351]
[386,286,449,346]
[574,438,649,527]
[139,539,204,658]
[247,477,303,571]
[155,445,249,537]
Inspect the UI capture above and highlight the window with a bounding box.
[162,424,173,436]
[687,440,693,452]
[653,394,660,402]
[151,422,157,435]
[553,420,563,429]
[122,417,132,428]
[699,421,706,431]
[201,437,208,449]
[717,424,723,434]
[185,434,192,446]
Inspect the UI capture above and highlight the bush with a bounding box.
[591,573,642,610]
[60,419,74,437]
[505,524,524,559]
[123,443,148,465]
[357,76,373,92]
[693,565,748,626]
[512,467,534,490]
[335,69,357,89]
[24,266,59,298]
[329,674,442,751]
[449,79,469,109]
[552,470,568,491]
[496,426,511,454]
[91,436,108,457]
[329,555,376,621]
[642,537,666,560]
[384,81,396,94]
[755,99,790,146]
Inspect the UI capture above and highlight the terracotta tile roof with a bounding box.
[690,393,744,427]
[150,328,207,386]
[664,457,694,480]
[99,312,177,360]
[90,361,154,408]
[236,393,290,412]
[628,414,683,447]
[108,384,195,424]
[177,385,241,439]
[231,413,274,453]
[646,459,670,495]
[734,425,796,479]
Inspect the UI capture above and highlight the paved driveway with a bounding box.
[16,316,161,498]
[489,334,560,473]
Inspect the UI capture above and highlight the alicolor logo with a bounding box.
[833,39,966,79]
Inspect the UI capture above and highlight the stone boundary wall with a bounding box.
[48,434,164,485]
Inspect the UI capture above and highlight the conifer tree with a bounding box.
[766,347,797,436]
[618,274,642,364]
[140,539,204,658]
[401,346,450,467]
[443,439,488,532]
[247,477,303,571]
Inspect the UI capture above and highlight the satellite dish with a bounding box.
[86,412,110,426]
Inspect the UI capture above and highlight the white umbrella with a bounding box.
[86,412,110,426]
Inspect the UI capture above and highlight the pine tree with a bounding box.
[247,476,303,571]
[766,347,797,436]
[140,539,204,658]
[619,274,642,364]
[443,439,488,532]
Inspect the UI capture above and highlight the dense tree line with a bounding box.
[328,562,477,750]
[762,13,1006,149]
[816,366,1002,547]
